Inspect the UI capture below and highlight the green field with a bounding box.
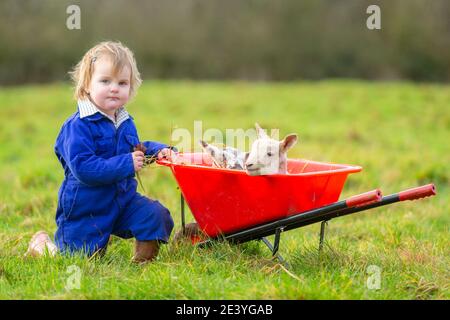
[0,80,448,299]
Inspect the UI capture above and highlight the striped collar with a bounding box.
[78,99,130,128]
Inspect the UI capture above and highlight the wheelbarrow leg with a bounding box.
[319,220,329,252]
[180,193,185,234]
[260,227,289,268]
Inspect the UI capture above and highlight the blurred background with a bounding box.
[1,0,449,85]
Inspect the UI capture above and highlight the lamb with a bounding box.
[199,123,298,176]
[245,123,298,175]
[199,140,246,170]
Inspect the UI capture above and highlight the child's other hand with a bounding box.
[157,148,177,162]
[132,151,145,172]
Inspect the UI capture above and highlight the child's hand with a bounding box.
[157,148,177,162]
[132,151,145,172]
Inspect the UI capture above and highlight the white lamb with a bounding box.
[200,123,298,176]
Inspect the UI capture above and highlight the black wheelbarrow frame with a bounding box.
[178,184,436,264]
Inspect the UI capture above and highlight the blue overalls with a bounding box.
[54,100,174,256]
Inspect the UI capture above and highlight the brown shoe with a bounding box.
[132,240,160,263]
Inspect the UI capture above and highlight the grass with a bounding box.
[0,80,448,299]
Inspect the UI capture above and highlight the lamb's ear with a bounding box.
[255,123,269,139]
[199,140,208,148]
[244,152,250,162]
[199,140,213,156]
[280,134,298,153]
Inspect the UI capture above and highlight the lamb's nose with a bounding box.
[246,163,253,168]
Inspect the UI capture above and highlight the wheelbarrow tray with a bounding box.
[158,152,362,237]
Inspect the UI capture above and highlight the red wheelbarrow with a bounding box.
[157,153,436,263]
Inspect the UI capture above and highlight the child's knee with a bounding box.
[155,201,174,229]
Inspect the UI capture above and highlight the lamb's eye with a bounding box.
[267,152,273,157]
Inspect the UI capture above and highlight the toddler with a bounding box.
[27,41,176,263]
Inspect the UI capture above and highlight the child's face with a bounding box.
[88,56,131,116]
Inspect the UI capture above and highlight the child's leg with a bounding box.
[113,194,174,263]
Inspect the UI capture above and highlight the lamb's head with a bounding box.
[245,123,298,176]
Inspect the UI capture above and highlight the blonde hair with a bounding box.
[69,41,142,100]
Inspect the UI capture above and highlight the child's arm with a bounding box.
[141,141,177,159]
[59,120,135,186]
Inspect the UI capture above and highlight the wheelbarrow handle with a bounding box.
[398,183,436,201]
[345,189,382,208]
[206,184,437,245]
